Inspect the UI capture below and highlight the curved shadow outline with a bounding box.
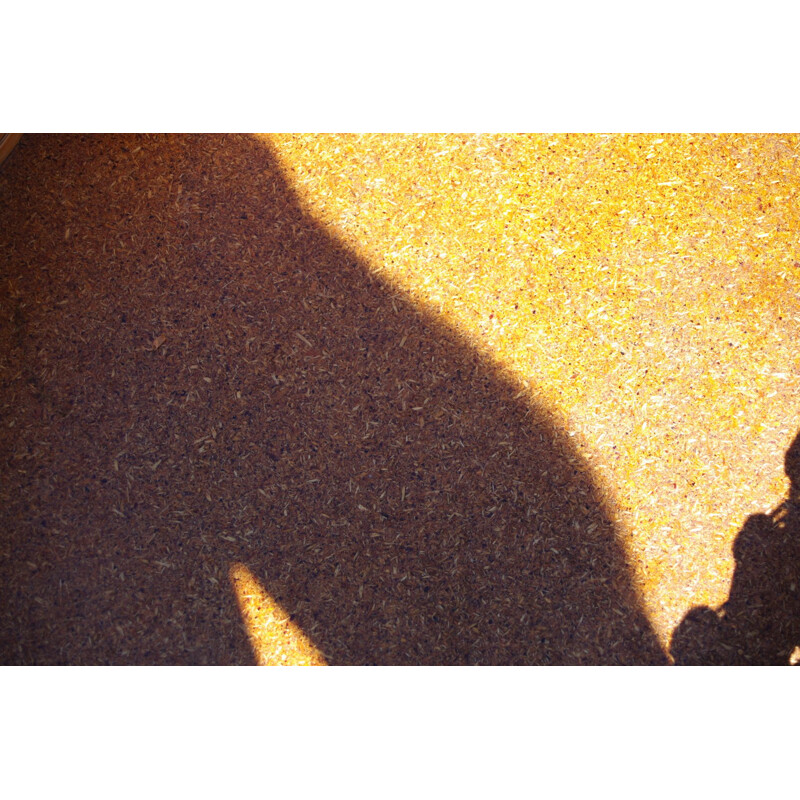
[0,133,666,664]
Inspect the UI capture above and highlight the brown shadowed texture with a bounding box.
[0,134,666,664]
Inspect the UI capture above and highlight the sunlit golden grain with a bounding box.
[254,133,800,647]
[229,562,327,666]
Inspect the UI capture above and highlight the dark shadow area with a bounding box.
[671,430,800,665]
[0,134,666,664]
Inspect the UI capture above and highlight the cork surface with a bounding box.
[1,134,797,665]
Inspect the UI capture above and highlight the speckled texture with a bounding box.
[1,134,797,664]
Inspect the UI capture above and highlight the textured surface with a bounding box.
[1,134,798,664]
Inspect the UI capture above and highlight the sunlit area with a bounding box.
[1,133,798,664]
[229,562,327,665]
[256,133,800,649]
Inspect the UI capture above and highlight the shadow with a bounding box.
[671,430,800,665]
[0,134,666,664]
